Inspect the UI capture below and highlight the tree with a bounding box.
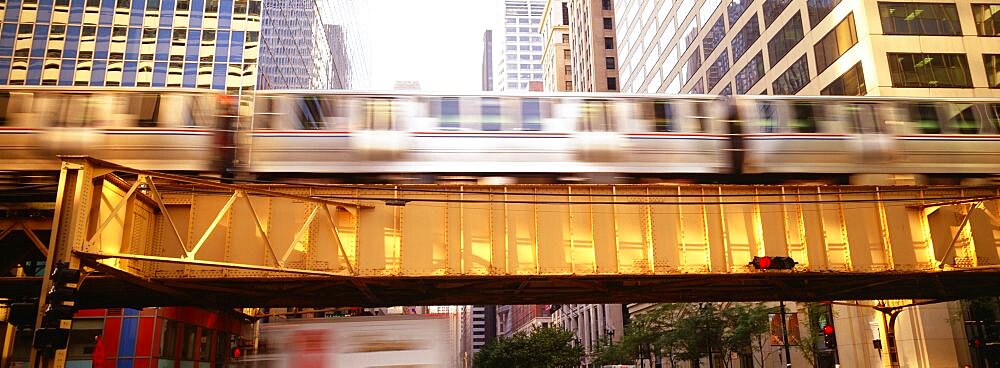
[474,325,583,368]
[720,303,773,368]
[795,302,832,367]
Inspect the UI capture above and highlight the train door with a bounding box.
[40,92,105,157]
[351,97,408,162]
[573,99,626,162]
[843,102,895,168]
[890,102,997,174]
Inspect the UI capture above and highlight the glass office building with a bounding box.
[0,0,369,93]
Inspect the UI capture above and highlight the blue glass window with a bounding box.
[0,58,9,84]
[183,62,196,87]
[214,31,228,62]
[228,31,243,63]
[94,26,111,59]
[155,28,169,60]
[30,26,49,58]
[152,61,167,86]
[100,0,115,24]
[130,0,145,26]
[212,62,225,89]
[122,61,137,86]
[63,26,81,58]
[185,30,200,61]
[0,25,16,56]
[4,0,22,22]
[59,60,75,85]
[38,0,55,23]
[69,0,85,23]
[27,59,43,85]
[190,0,205,28]
[90,60,107,86]
[159,0,176,27]
[126,27,141,59]
[219,0,233,28]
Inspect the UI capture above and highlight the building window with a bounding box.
[807,0,842,27]
[707,49,730,90]
[772,55,810,94]
[604,37,614,49]
[728,0,753,24]
[703,17,726,59]
[763,0,792,26]
[986,54,1000,88]
[685,47,703,83]
[562,34,570,43]
[690,77,705,94]
[602,0,612,10]
[564,49,571,59]
[887,53,972,88]
[565,65,572,74]
[878,3,961,36]
[606,57,616,69]
[814,13,857,74]
[736,52,765,94]
[768,12,804,68]
[607,77,617,90]
[821,61,866,95]
[562,3,570,25]
[732,15,760,62]
[972,4,1000,36]
[565,81,573,90]
[603,17,613,29]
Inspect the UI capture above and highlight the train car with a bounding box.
[246,91,733,181]
[0,86,223,172]
[737,96,1000,177]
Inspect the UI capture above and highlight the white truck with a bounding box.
[259,314,454,368]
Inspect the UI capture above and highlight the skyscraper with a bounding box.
[497,0,546,91]
[483,29,493,91]
[567,0,619,91]
[613,0,1000,97]
[0,0,369,93]
[539,0,571,91]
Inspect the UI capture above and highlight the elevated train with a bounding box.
[1,86,998,183]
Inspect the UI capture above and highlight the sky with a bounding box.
[367,0,502,91]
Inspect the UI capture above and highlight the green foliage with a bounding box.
[585,303,772,368]
[473,325,584,368]
[795,302,832,367]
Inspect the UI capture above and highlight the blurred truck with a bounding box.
[257,314,454,368]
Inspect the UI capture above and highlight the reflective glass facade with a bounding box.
[0,0,370,93]
[498,0,546,91]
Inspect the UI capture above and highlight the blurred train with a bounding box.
[1,86,998,183]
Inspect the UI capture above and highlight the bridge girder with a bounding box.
[12,156,1000,307]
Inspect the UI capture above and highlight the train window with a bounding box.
[54,95,91,127]
[363,98,393,130]
[757,102,778,133]
[128,94,160,127]
[692,101,711,133]
[481,97,502,131]
[944,104,978,134]
[521,99,542,131]
[652,101,674,132]
[295,96,325,130]
[439,97,461,129]
[790,103,819,133]
[909,104,940,134]
[846,103,880,134]
[987,104,1000,131]
[252,96,275,130]
[580,100,616,131]
[0,93,8,126]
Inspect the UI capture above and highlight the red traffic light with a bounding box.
[750,256,796,270]
[231,347,242,359]
[823,324,834,335]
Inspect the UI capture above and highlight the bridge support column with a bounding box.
[875,302,904,368]
[29,158,100,368]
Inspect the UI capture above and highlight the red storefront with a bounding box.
[9,307,249,368]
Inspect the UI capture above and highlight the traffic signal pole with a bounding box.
[29,158,99,368]
[875,303,904,368]
[780,301,792,368]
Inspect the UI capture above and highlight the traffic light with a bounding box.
[749,256,797,270]
[230,346,242,360]
[8,301,38,329]
[970,338,983,350]
[33,262,81,355]
[823,324,837,349]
